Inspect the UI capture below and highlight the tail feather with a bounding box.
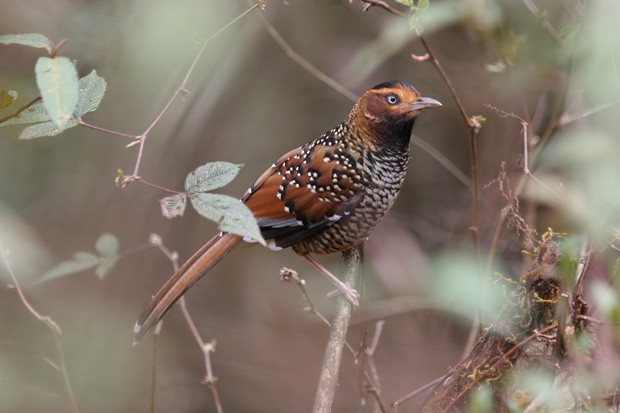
[133,233,242,343]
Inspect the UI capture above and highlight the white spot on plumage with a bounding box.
[266,239,283,251]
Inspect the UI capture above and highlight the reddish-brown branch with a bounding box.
[78,119,137,139]
[0,96,42,124]
[0,245,79,413]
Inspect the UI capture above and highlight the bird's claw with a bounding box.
[327,286,360,307]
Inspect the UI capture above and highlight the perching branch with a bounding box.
[312,246,362,413]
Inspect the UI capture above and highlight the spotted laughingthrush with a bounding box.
[134,81,441,341]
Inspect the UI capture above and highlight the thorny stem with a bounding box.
[0,245,79,413]
[149,235,223,413]
[130,2,260,178]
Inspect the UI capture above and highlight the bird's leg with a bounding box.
[301,253,360,306]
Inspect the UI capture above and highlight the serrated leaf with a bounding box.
[75,70,107,117]
[37,252,100,283]
[0,101,50,126]
[95,256,118,280]
[18,118,78,139]
[185,162,243,193]
[189,193,265,245]
[0,90,17,110]
[95,233,119,257]
[160,193,187,219]
[35,56,79,129]
[0,33,54,53]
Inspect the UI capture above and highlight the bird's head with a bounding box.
[351,80,441,148]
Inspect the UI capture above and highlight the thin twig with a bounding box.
[362,0,482,258]
[259,14,358,103]
[0,96,42,124]
[443,323,559,411]
[280,267,387,412]
[391,375,447,412]
[0,244,79,413]
[135,178,183,195]
[78,119,137,139]
[360,0,405,16]
[312,247,362,413]
[149,234,223,413]
[129,2,261,178]
[558,100,619,127]
[519,0,563,43]
[410,135,471,188]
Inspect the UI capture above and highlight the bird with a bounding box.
[134,80,441,342]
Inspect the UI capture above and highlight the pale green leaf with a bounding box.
[417,0,430,11]
[75,70,107,117]
[395,0,414,6]
[467,385,493,413]
[0,101,50,126]
[160,193,187,219]
[0,33,54,53]
[17,118,77,139]
[185,162,243,193]
[35,56,79,129]
[95,233,119,258]
[37,252,100,283]
[189,193,265,245]
[0,90,17,110]
[95,256,118,279]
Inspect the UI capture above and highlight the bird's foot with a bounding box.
[326,284,360,307]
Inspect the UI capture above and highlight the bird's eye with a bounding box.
[386,94,400,105]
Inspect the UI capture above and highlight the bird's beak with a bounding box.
[411,96,442,110]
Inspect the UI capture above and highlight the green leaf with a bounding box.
[467,385,493,413]
[75,70,107,117]
[185,162,243,193]
[38,252,100,283]
[95,256,118,280]
[95,233,119,258]
[395,0,414,6]
[35,56,79,129]
[189,193,265,245]
[0,90,17,110]
[417,0,430,11]
[0,33,54,53]
[18,118,78,140]
[0,101,50,126]
[160,193,187,219]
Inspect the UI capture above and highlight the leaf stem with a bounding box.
[135,178,183,195]
[78,119,137,139]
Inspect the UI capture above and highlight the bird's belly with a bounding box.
[291,184,402,255]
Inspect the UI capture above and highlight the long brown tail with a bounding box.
[133,233,242,343]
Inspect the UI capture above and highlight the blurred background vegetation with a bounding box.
[0,0,619,412]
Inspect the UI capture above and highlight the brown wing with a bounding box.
[242,134,364,249]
